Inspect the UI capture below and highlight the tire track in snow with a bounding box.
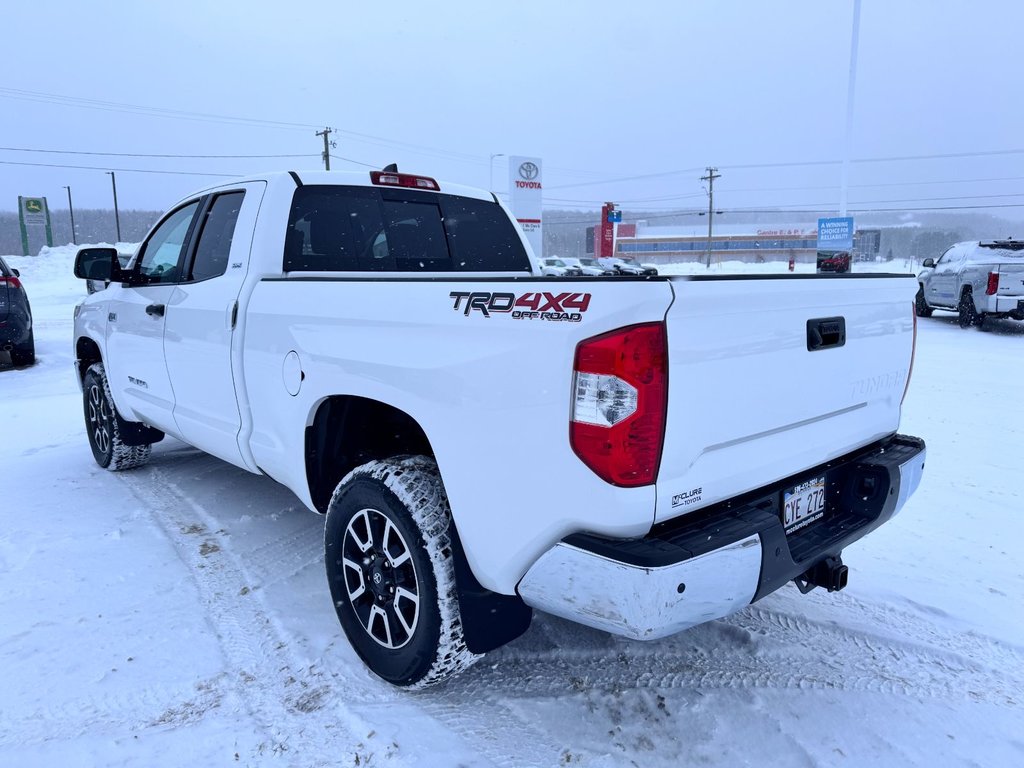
[141,462,576,768]
[448,605,1021,707]
[33,462,571,768]
[0,464,381,761]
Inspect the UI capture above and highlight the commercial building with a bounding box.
[613,222,881,266]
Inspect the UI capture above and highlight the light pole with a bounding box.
[489,153,505,192]
[63,185,77,245]
[840,0,862,216]
[106,171,121,243]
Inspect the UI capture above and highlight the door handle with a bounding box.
[145,303,165,317]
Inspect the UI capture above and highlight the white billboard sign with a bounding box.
[509,156,543,257]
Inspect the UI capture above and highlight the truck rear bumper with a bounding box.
[517,434,926,641]
[992,296,1024,316]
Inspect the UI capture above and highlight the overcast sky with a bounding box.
[3,0,1022,222]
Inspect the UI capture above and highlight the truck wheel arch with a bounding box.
[75,336,103,385]
[304,395,436,515]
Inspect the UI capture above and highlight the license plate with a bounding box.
[783,475,827,534]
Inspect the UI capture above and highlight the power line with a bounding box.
[549,148,1024,190]
[722,174,1024,195]
[329,153,383,169]
[0,159,241,177]
[0,87,320,131]
[0,146,319,159]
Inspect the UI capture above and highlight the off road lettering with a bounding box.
[452,291,591,322]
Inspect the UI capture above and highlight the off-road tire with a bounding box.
[324,455,479,688]
[83,363,152,470]
[915,285,933,318]
[958,288,979,329]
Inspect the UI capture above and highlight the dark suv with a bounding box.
[0,256,35,366]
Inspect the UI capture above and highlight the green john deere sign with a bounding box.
[18,195,54,256]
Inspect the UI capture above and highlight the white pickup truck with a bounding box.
[73,170,926,688]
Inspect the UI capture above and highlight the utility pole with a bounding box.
[316,127,336,171]
[63,185,76,245]
[106,171,121,243]
[701,167,721,268]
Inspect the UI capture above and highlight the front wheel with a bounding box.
[82,363,153,470]
[324,456,478,688]
[958,289,979,329]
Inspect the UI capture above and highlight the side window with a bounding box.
[190,192,245,282]
[137,201,200,284]
[935,246,955,265]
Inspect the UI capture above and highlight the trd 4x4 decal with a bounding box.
[450,291,591,322]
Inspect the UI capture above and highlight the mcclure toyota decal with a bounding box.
[450,291,591,322]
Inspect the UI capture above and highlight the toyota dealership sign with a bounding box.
[509,156,543,257]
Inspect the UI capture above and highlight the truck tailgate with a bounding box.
[656,274,916,523]
[995,263,1024,297]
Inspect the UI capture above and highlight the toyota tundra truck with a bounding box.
[72,170,926,688]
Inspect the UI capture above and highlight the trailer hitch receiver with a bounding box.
[795,555,849,594]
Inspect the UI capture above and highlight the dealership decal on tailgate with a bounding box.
[783,475,827,534]
[450,291,591,322]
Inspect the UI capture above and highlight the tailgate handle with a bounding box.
[807,317,846,351]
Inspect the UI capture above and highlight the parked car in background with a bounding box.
[916,239,1024,327]
[599,256,659,276]
[817,252,851,274]
[539,257,583,277]
[560,257,616,276]
[0,256,35,366]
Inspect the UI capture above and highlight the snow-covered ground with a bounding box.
[2,245,1022,767]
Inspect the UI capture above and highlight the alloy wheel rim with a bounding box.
[340,507,420,649]
[87,384,112,455]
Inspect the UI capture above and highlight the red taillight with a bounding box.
[570,322,667,487]
[986,271,999,295]
[369,171,440,191]
[0,275,21,289]
[902,302,917,406]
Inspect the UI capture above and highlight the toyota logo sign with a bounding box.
[518,162,539,181]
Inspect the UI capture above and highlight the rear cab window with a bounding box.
[283,186,531,273]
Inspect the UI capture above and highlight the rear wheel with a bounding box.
[83,363,152,470]
[915,286,933,318]
[958,289,979,329]
[10,329,35,366]
[324,456,478,688]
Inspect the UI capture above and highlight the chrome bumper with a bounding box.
[518,434,926,641]
[517,534,762,640]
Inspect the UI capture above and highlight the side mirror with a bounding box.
[10,268,19,277]
[74,247,123,282]
[921,258,935,268]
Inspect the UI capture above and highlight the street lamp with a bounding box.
[489,153,505,193]
[63,185,76,245]
[106,171,121,243]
